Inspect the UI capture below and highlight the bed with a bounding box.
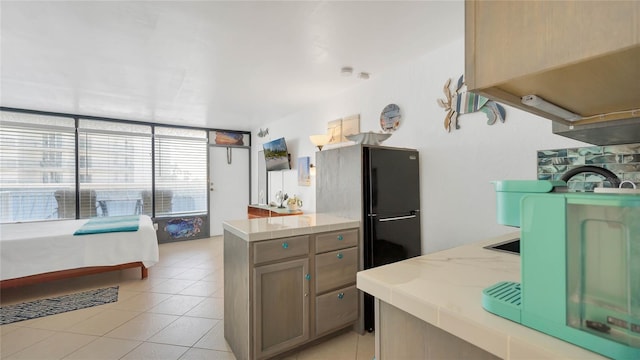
[0,215,159,289]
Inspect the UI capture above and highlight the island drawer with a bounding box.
[315,285,358,335]
[253,235,309,264]
[315,247,357,293]
[315,229,358,253]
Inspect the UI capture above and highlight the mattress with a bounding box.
[0,215,159,281]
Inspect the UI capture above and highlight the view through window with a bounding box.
[78,119,152,217]
[1,110,212,223]
[154,127,208,216]
[0,112,76,222]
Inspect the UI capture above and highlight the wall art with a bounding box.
[327,114,360,144]
[380,104,401,132]
[437,75,506,132]
[298,156,311,186]
[214,131,245,145]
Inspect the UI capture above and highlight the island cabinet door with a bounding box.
[253,258,310,359]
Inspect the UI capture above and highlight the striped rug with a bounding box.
[0,286,119,325]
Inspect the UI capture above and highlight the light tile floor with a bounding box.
[0,236,375,360]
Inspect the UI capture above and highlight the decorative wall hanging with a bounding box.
[214,131,245,145]
[164,217,203,239]
[380,104,401,132]
[298,156,311,186]
[327,114,360,144]
[437,75,506,132]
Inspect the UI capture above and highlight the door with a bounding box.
[209,146,250,236]
[254,258,310,358]
[369,214,421,266]
[365,147,420,216]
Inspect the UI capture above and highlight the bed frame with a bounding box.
[0,262,148,289]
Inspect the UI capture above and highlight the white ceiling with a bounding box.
[1,1,463,131]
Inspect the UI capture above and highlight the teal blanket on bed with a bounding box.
[74,215,140,235]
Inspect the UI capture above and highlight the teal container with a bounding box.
[493,180,566,227]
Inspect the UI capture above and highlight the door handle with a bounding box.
[378,214,416,222]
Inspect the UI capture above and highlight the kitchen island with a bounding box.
[357,232,606,360]
[223,214,360,360]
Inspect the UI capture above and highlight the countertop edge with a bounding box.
[356,232,606,360]
[222,213,360,242]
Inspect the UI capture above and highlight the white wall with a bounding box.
[252,36,588,254]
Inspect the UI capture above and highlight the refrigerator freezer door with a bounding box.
[364,213,421,331]
[366,147,420,216]
[367,213,422,267]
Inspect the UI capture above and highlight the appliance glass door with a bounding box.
[367,148,420,216]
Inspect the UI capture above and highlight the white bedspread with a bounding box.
[0,215,159,281]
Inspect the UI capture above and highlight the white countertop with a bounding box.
[356,232,606,360]
[248,203,302,215]
[222,213,359,242]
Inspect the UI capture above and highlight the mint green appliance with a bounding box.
[483,180,640,359]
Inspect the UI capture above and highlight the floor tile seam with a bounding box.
[171,275,215,281]
[0,326,59,359]
[169,313,224,321]
[145,309,215,318]
[140,317,219,347]
[101,322,175,344]
[188,343,235,353]
[61,312,145,337]
[101,311,182,341]
[62,334,142,360]
[187,321,221,350]
[153,293,209,300]
[145,288,197,295]
[142,338,204,348]
[114,340,189,360]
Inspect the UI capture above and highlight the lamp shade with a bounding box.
[309,134,330,150]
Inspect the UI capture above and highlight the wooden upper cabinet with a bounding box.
[465,0,640,125]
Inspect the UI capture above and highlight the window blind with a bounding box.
[155,127,208,216]
[78,119,152,218]
[0,111,76,222]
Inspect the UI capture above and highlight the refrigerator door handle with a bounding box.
[378,214,417,222]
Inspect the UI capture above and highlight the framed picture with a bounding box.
[327,119,342,144]
[342,114,360,138]
[298,156,311,186]
[214,131,245,145]
[327,114,360,144]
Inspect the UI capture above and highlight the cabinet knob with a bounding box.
[305,273,311,281]
[282,242,289,249]
[337,253,343,259]
[338,292,344,300]
[337,235,344,241]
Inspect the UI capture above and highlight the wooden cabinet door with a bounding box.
[467,0,638,90]
[253,258,310,359]
[465,0,640,124]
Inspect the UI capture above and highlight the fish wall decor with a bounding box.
[437,75,506,132]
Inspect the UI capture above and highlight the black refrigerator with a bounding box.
[315,144,421,333]
[362,147,421,331]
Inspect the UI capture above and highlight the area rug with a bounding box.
[0,286,119,325]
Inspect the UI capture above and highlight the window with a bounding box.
[1,108,242,224]
[155,127,208,216]
[78,120,152,218]
[0,111,76,222]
